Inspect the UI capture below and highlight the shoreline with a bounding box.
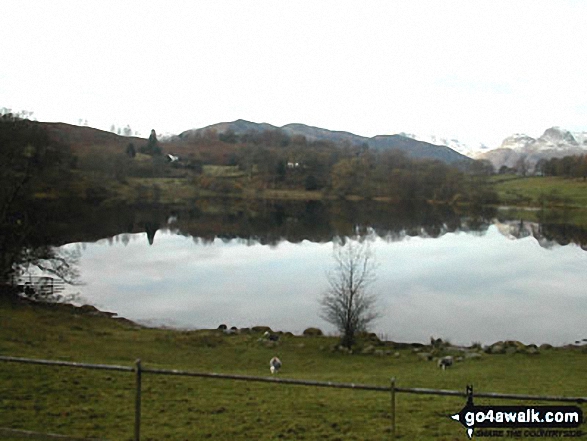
[5,292,586,352]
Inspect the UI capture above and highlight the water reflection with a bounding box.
[50,199,587,347]
[39,198,496,246]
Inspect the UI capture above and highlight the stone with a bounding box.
[338,345,351,354]
[504,340,526,350]
[79,304,100,313]
[417,352,433,361]
[252,326,272,333]
[490,344,505,354]
[302,327,323,337]
[361,345,375,355]
[364,332,381,343]
[464,352,482,360]
[78,304,115,317]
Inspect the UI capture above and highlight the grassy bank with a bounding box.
[46,173,329,205]
[492,176,587,208]
[52,170,587,212]
[1,297,586,440]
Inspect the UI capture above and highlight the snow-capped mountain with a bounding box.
[494,220,558,249]
[156,131,177,142]
[574,131,587,146]
[478,127,587,172]
[500,127,585,152]
[404,127,587,164]
[498,134,538,151]
[400,132,491,158]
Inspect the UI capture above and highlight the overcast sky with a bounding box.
[2,1,586,148]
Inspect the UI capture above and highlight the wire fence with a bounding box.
[1,355,585,440]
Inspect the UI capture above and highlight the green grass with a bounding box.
[60,172,329,205]
[492,176,587,208]
[1,298,586,440]
[202,165,247,178]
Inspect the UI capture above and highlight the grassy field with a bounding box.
[492,176,587,208]
[1,297,586,440]
[57,168,587,212]
[62,173,330,205]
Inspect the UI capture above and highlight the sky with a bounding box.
[67,227,587,345]
[2,0,587,149]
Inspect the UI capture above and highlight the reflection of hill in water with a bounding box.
[38,199,493,246]
[495,220,549,243]
[495,218,587,251]
[33,198,587,249]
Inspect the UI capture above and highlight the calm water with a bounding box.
[60,207,587,346]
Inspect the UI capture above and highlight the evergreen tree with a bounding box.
[139,129,162,156]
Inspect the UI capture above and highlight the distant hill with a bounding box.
[400,132,492,158]
[32,119,473,165]
[367,135,471,164]
[40,122,145,152]
[176,119,472,164]
[478,127,587,172]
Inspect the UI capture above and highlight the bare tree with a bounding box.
[320,238,379,349]
[17,247,81,286]
[0,112,80,294]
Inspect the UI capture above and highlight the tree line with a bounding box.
[535,154,587,180]
[76,125,499,204]
[166,128,497,204]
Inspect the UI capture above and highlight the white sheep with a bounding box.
[269,356,282,374]
[437,355,454,370]
[263,331,280,342]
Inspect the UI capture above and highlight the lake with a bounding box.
[48,199,587,346]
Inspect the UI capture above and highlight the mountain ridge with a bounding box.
[478,126,587,172]
[176,119,472,164]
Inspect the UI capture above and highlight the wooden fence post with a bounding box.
[135,359,142,441]
[390,377,396,440]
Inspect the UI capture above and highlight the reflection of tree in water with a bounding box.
[0,197,82,298]
[23,197,587,251]
[495,209,587,249]
[30,198,496,246]
[144,222,160,246]
[533,208,587,248]
[538,223,587,248]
